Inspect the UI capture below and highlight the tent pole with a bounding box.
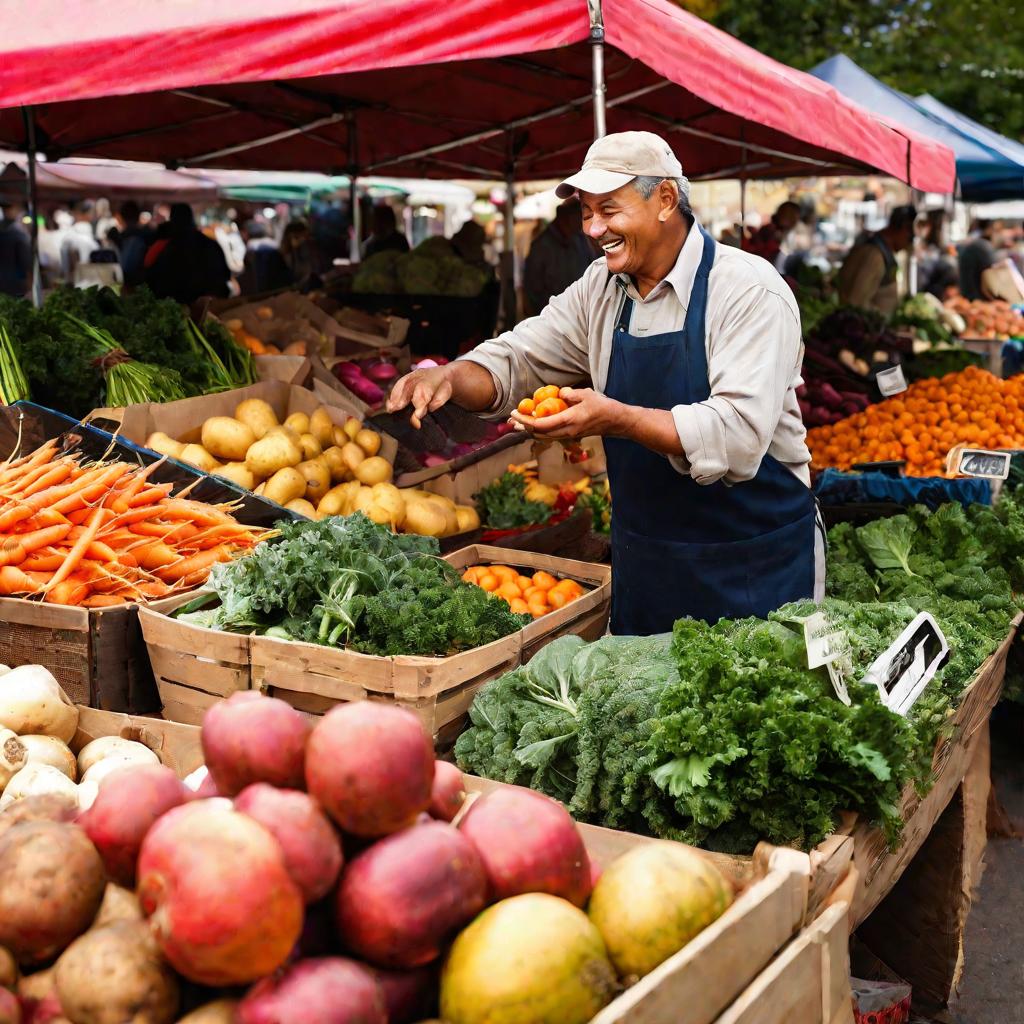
[739,133,747,243]
[21,107,41,308]
[349,114,361,263]
[588,0,607,139]
[502,149,517,331]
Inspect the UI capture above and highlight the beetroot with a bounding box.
[335,821,486,969]
[374,965,437,1024]
[137,800,304,985]
[77,764,188,887]
[202,692,310,796]
[0,989,18,1024]
[457,786,592,907]
[305,704,433,838]
[427,762,466,822]
[235,784,343,904]
[236,958,386,1024]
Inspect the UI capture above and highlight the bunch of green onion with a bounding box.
[0,323,30,406]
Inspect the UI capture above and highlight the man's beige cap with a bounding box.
[556,131,683,199]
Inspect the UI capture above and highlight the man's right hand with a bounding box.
[386,366,455,428]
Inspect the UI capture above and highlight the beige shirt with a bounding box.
[837,242,899,316]
[461,221,812,486]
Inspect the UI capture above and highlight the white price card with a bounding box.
[862,612,949,716]
[802,612,853,705]
[946,446,1012,480]
[875,364,908,397]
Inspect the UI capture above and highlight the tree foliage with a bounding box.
[687,0,1024,141]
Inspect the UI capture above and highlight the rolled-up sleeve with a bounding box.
[669,285,802,485]
[458,274,592,419]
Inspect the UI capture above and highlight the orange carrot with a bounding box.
[0,566,50,595]
[18,508,71,531]
[83,594,128,608]
[156,546,234,582]
[44,505,107,593]
[44,579,91,606]
[20,554,65,572]
[0,523,73,568]
[134,541,180,571]
[0,440,57,487]
[51,464,130,516]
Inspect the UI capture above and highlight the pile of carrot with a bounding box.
[0,438,268,606]
[808,366,1024,476]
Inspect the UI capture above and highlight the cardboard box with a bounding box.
[254,354,313,387]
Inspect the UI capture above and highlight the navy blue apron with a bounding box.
[603,225,816,635]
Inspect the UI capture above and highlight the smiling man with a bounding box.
[387,131,823,634]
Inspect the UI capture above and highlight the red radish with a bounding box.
[0,988,18,1024]
[77,764,188,887]
[427,761,466,822]
[457,785,592,907]
[305,704,433,837]
[202,692,310,796]
[137,800,303,986]
[236,958,386,1024]
[335,821,486,968]
[235,784,343,904]
[374,965,437,1024]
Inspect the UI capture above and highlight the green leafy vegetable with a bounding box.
[473,472,554,530]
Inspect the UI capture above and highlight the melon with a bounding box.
[587,841,733,979]
[440,894,616,1024]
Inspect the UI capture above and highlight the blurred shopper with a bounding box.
[0,202,32,298]
[837,205,916,315]
[145,203,231,302]
[238,221,289,295]
[523,199,595,316]
[116,201,152,288]
[362,205,409,260]
[279,219,319,291]
[958,220,1001,300]
[60,202,99,282]
[917,209,959,300]
[743,201,801,271]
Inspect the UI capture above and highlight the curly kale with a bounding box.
[178,514,526,657]
[473,472,554,530]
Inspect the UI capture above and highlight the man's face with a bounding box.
[776,206,800,232]
[579,182,667,276]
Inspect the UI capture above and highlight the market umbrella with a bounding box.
[811,54,1024,201]
[0,159,218,202]
[0,0,954,189]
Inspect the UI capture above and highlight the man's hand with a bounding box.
[386,366,454,427]
[509,387,635,440]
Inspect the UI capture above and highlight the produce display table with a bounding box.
[804,614,1021,1012]
[960,336,1006,378]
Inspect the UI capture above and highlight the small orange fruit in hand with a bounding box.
[533,384,560,403]
[517,398,536,416]
[534,398,567,418]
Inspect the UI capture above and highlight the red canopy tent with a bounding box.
[0,160,218,203]
[0,0,954,190]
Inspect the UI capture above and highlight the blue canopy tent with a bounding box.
[811,54,1024,201]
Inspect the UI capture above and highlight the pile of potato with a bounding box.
[319,482,479,539]
[146,400,392,518]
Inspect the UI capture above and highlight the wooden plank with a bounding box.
[74,707,204,776]
[139,606,250,664]
[149,646,249,698]
[591,868,808,1024]
[962,723,991,897]
[712,903,852,1024]
[0,596,89,631]
[155,680,227,726]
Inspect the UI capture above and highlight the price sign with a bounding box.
[946,446,1012,480]
[801,612,852,705]
[863,613,949,716]
[875,365,908,397]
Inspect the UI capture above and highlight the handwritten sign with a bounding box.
[863,613,949,715]
[945,445,1011,480]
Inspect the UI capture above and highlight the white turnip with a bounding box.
[0,666,78,743]
[0,765,79,812]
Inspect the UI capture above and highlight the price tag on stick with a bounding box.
[875,365,908,397]
[946,445,1011,480]
[863,613,949,716]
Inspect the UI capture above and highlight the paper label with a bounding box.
[875,364,908,396]
[949,447,1012,480]
[826,654,854,707]
[802,612,853,705]
[863,612,949,715]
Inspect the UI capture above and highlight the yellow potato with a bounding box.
[455,505,481,533]
[262,467,307,507]
[343,417,362,442]
[402,498,448,538]
[234,398,278,440]
[298,433,323,461]
[179,444,220,473]
[201,417,256,462]
[214,462,256,491]
[317,481,361,517]
[145,432,184,459]
[309,407,336,449]
[340,442,366,476]
[245,434,302,479]
[322,446,348,483]
[284,412,310,436]
[354,456,393,486]
[298,460,331,504]
[285,498,318,518]
[354,428,382,458]
[332,425,350,448]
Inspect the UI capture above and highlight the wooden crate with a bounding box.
[138,595,252,726]
[72,706,205,777]
[444,544,612,662]
[0,593,185,713]
[710,903,853,1024]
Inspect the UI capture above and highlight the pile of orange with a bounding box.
[461,563,585,619]
[808,366,1024,476]
[517,384,568,419]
